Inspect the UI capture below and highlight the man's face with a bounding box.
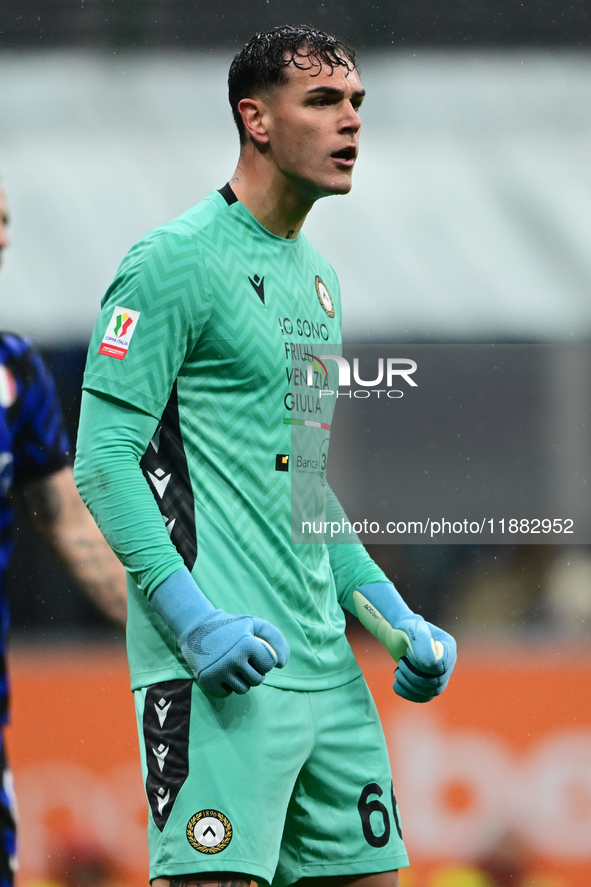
[261,57,365,202]
[0,188,10,269]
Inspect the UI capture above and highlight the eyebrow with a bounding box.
[305,85,366,100]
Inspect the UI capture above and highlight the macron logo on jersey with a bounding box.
[98,306,141,360]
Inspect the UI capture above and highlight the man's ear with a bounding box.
[238,97,271,146]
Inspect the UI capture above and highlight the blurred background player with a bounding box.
[74,25,456,887]
[0,182,127,886]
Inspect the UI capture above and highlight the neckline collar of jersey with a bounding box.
[217,183,302,245]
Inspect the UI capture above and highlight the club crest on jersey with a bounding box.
[98,305,141,360]
[315,276,335,318]
[186,809,233,854]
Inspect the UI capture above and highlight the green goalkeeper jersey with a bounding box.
[83,186,386,691]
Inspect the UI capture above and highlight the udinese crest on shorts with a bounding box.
[315,276,335,318]
[186,809,233,854]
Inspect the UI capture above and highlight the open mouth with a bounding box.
[331,146,357,165]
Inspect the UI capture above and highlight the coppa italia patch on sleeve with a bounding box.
[98,306,141,360]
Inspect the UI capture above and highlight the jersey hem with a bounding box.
[273,854,410,887]
[130,661,362,692]
[149,858,273,886]
[130,665,193,691]
[263,660,362,690]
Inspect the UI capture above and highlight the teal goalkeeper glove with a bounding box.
[354,582,457,703]
[151,567,290,698]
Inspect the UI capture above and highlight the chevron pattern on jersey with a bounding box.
[84,190,358,687]
[84,228,214,418]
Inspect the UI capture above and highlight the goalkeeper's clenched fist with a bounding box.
[353,582,457,703]
[151,566,290,697]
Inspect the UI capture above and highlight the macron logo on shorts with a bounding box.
[98,305,141,360]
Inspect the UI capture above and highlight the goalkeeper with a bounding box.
[75,24,456,887]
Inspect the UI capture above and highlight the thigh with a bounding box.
[274,677,409,887]
[135,680,312,886]
[294,874,399,887]
[0,734,17,887]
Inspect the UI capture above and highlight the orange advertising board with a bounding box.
[7,644,146,887]
[7,638,591,887]
[356,637,591,887]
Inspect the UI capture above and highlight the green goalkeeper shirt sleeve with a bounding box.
[74,389,186,597]
[325,485,390,614]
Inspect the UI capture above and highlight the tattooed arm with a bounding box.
[17,465,127,627]
[160,876,251,887]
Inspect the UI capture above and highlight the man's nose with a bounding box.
[339,105,361,133]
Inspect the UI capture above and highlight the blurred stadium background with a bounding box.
[1,2,591,886]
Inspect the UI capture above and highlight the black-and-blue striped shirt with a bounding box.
[0,333,70,724]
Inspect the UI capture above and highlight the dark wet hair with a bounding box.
[228,24,357,144]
